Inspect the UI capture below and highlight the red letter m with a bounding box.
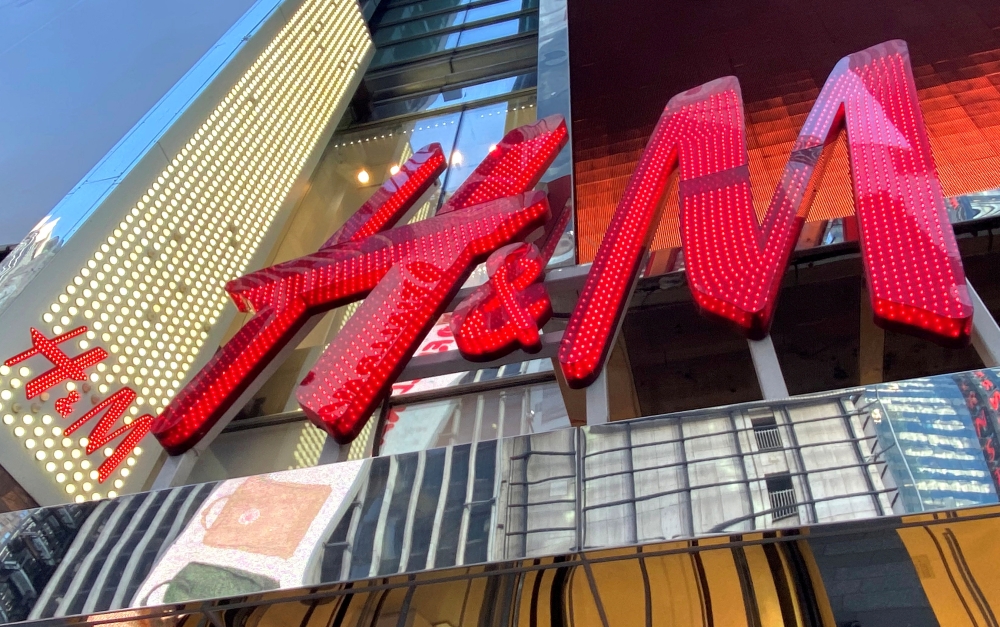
[560,40,973,387]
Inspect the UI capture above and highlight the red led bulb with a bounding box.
[559,40,972,388]
[153,117,568,452]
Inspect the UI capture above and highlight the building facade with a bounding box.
[2,0,1000,624]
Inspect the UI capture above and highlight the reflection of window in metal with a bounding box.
[24,484,213,621]
[321,441,498,580]
[751,414,783,451]
[766,474,797,520]
[496,394,896,559]
[379,374,570,456]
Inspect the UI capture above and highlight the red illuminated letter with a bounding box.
[559,40,972,388]
[64,388,152,483]
[451,178,571,360]
[153,118,568,452]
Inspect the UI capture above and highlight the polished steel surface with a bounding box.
[2,365,999,623]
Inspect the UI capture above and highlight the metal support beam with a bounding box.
[859,284,885,384]
[747,335,789,400]
[969,279,1000,367]
[585,368,610,425]
[149,449,199,491]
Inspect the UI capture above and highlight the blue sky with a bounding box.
[0,0,257,245]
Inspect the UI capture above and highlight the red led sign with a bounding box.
[152,117,569,452]
[450,178,571,360]
[559,40,973,388]
[141,40,974,456]
[4,327,150,482]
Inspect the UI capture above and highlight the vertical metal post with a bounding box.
[747,335,789,399]
[149,449,199,490]
[585,368,610,425]
[968,279,1000,367]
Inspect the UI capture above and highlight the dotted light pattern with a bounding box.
[297,192,552,443]
[559,40,972,388]
[298,117,566,443]
[152,144,451,453]
[451,243,550,359]
[450,181,572,360]
[154,116,567,451]
[0,0,372,501]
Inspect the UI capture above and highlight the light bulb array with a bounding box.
[0,0,371,502]
[560,40,972,388]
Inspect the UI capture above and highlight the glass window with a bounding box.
[373,12,469,44]
[373,0,536,45]
[441,96,537,196]
[465,0,535,21]
[371,31,461,66]
[456,14,536,47]
[371,13,537,67]
[371,72,536,120]
[379,381,571,455]
[379,0,473,24]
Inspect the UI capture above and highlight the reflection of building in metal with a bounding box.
[24,484,214,621]
[869,377,999,512]
[33,505,1000,627]
[0,505,91,623]
[502,393,897,558]
[317,391,901,579]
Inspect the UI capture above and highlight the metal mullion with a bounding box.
[82,493,159,613]
[398,452,427,572]
[456,396,485,564]
[778,406,817,524]
[586,431,880,482]
[624,422,639,544]
[677,422,695,537]
[341,475,371,581]
[575,427,585,550]
[56,501,131,614]
[506,435,531,557]
[837,397,885,516]
[508,473,577,486]
[367,29,537,74]
[371,69,534,112]
[507,525,577,536]
[707,488,900,533]
[485,440,503,561]
[509,498,576,507]
[728,412,755,530]
[425,446,454,569]
[520,386,529,435]
[349,87,537,134]
[109,489,184,609]
[27,502,111,620]
[369,458,400,577]
[508,450,576,460]
[496,389,507,439]
[584,430,877,464]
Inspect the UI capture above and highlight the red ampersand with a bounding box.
[451,243,551,361]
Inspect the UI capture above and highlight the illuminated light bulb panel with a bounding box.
[559,40,972,388]
[0,0,372,501]
[154,115,568,451]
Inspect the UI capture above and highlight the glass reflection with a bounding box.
[380,380,570,455]
[371,72,536,120]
